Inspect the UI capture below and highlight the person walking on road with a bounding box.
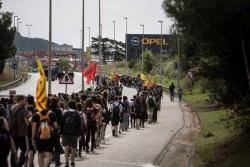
[61,101,81,167]
[9,95,29,167]
[85,98,99,153]
[110,96,123,137]
[31,108,58,167]
[169,83,175,102]
[146,92,156,124]
[178,87,183,102]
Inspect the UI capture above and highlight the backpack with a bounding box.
[37,111,52,140]
[148,97,155,108]
[112,104,120,119]
[86,108,96,123]
[122,101,129,113]
[63,111,80,136]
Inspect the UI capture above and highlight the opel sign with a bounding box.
[126,34,176,60]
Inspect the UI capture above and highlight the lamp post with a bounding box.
[112,20,116,62]
[87,27,91,47]
[81,0,85,91]
[25,24,33,38]
[124,17,128,69]
[13,16,18,28]
[140,24,144,73]
[98,0,102,69]
[48,0,52,94]
[16,18,21,32]
[158,20,163,75]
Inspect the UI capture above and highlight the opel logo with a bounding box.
[130,37,140,46]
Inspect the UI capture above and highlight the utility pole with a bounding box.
[140,24,144,73]
[48,0,52,94]
[81,0,85,91]
[124,17,128,70]
[16,18,21,32]
[13,16,18,28]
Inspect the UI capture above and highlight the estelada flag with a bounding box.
[140,74,147,81]
[36,59,47,112]
[144,76,155,88]
[83,63,97,85]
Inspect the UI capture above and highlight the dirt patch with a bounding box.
[155,102,201,167]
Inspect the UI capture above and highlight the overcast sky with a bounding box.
[2,0,172,49]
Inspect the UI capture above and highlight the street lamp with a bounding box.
[98,0,102,69]
[13,15,18,28]
[17,18,21,32]
[81,0,85,91]
[112,20,116,62]
[124,17,128,69]
[140,24,144,73]
[48,0,52,94]
[25,24,33,38]
[158,20,163,75]
[87,27,91,48]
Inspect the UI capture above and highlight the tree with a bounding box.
[163,0,250,129]
[0,0,16,74]
[143,50,154,74]
[56,57,71,71]
[91,37,125,64]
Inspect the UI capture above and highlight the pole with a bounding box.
[48,0,52,94]
[88,27,91,47]
[158,21,163,75]
[112,21,116,62]
[14,16,18,28]
[65,84,68,94]
[16,18,21,32]
[99,0,102,71]
[177,36,180,88]
[140,24,144,73]
[26,24,33,38]
[124,17,128,70]
[81,0,85,91]
[240,30,250,89]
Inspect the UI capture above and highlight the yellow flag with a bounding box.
[144,75,155,88]
[36,59,47,112]
[140,73,147,81]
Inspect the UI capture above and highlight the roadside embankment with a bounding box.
[0,72,28,91]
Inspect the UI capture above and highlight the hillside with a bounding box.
[14,32,58,51]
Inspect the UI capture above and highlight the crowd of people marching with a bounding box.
[0,74,163,167]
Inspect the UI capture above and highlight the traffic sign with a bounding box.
[59,71,74,84]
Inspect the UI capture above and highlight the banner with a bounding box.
[36,59,47,112]
[83,63,97,85]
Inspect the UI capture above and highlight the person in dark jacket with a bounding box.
[61,101,81,167]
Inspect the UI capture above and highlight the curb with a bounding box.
[154,100,186,166]
[0,72,28,91]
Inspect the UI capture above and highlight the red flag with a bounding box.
[83,63,97,85]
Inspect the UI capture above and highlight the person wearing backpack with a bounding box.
[122,96,130,131]
[61,100,81,167]
[9,95,29,167]
[85,98,99,153]
[48,97,63,167]
[31,108,58,167]
[110,96,123,137]
[146,92,156,124]
[134,97,142,130]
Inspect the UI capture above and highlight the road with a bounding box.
[1,72,184,167]
[0,72,91,96]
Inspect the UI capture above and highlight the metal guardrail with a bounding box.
[0,72,28,91]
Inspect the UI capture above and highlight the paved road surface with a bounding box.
[1,72,184,167]
[0,72,90,96]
